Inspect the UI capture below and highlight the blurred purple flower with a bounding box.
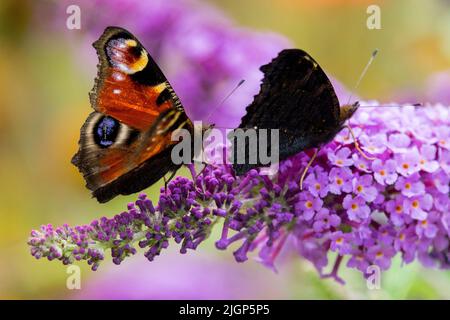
[396,71,450,106]
[426,72,450,104]
[74,251,287,299]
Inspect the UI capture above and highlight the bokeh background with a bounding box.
[1,0,449,299]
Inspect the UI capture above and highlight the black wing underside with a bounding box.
[232,49,342,175]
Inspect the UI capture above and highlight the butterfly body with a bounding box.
[72,27,193,203]
[232,49,358,175]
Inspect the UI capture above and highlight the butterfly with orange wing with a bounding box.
[72,27,193,203]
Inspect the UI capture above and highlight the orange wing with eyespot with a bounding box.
[72,27,192,203]
[90,26,184,130]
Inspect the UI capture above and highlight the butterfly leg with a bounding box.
[345,124,375,161]
[163,169,178,194]
[299,148,318,191]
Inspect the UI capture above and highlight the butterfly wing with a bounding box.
[72,27,192,203]
[90,26,185,130]
[232,49,342,175]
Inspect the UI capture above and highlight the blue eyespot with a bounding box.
[93,116,120,148]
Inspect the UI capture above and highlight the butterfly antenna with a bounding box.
[344,50,379,162]
[346,50,422,108]
[359,103,423,108]
[346,49,379,106]
[204,79,246,124]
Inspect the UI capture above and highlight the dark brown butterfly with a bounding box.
[72,27,194,203]
[231,49,360,176]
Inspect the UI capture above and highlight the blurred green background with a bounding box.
[0,0,449,299]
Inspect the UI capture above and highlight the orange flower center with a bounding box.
[356,185,363,192]
[402,163,409,170]
[399,233,405,241]
[305,201,313,209]
[336,160,343,165]
[421,220,428,227]
[379,169,386,176]
[351,203,358,210]
[336,237,344,244]
[395,205,403,213]
[412,200,419,209]
[336,178,343,185]
[376,251,384,258]
[315,183,321,190]
[404,183,411,190]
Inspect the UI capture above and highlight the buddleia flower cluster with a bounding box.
[29,103,450,282]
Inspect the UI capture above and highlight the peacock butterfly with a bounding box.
[72,26,195,203]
